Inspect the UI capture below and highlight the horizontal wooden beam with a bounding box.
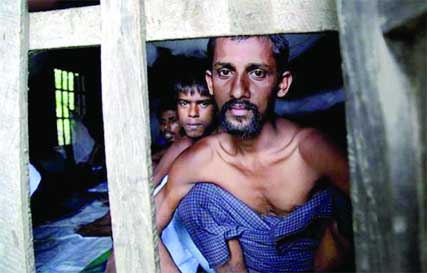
[145,0,338,41]
[30,0,338,50]
[30,6,101,50]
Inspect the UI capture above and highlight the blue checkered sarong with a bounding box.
[177,183,334,272]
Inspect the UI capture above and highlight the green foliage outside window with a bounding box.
[54,68,81,146]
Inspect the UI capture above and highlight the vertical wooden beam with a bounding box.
[0,0,35,273]
[337,0,425,272]
[378,0,426,33]
[101,0,158,272]
[383,12,426,272]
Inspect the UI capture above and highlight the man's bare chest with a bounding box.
[203,153,320,216]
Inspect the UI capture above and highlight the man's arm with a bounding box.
[156,168,194,273]
[156,138,213,230]
[216,239,248,273]
[159,241,180,273]
[155,140,214,272]
[298,129,350,195]
[314,221,351,272]
[299,129,352,271]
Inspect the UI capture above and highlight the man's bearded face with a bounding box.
[219,98,263,139]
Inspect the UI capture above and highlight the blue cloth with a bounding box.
[177,183,334,272]
[155,176,215,273]
[161,212,201,273]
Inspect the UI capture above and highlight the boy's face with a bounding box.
[177,90,215,139]
[159,110,181,143]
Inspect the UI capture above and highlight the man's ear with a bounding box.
[205,70,214,96]
[277,71,293,98]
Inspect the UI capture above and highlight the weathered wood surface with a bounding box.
[145,0,338,41]
[30,0,338,50]
[337,0,426,272]
[30,6,100,50]
[0,0,35,273]
[100,0,158,272]
[383,7,427,272]
[378,0,427,33]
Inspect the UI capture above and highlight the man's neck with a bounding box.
[228,120,279,155]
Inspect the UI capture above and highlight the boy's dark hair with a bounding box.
[173,71,210,98]
[206,34,290,77]
[172,57,211,100]
[156,99,177,120]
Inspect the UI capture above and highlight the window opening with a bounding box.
[54,68,86,146]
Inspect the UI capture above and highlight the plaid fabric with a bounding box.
[177,183,333,273]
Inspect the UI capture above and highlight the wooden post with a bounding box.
[337,0,426,271]
[101,0,159,272]
[0,0,35,272]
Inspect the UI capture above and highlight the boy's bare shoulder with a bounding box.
[167,137,193,156]
[152,137,193,180]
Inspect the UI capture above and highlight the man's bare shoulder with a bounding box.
[275,118,300,133]
[175,135,219,164]
[272,118,337,161]
[272,118,306,148]
[274,118,322,143]
[296,127,350,194]
[168,135,218,185]
[297,127,331,155]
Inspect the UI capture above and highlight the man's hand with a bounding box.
[314,221,351,272]
[216,239,248,273]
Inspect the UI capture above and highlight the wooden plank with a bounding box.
[100,0,158,272]
[337,0,425,272]
[378,0,427,33]
[145,0,338,41]
[30,0,338,50]
[29,6,101,50]
[0,0,35,273]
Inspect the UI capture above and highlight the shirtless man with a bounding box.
[157,35,351,273]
